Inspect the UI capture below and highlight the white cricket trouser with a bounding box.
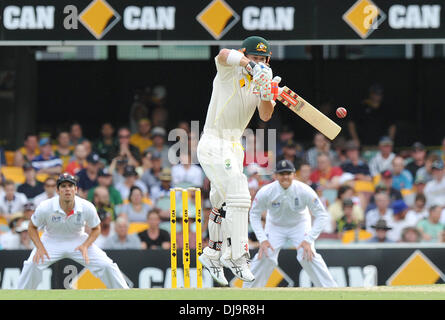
[17,233,129,289]
[243,219,337,288]
[197,133,251,260]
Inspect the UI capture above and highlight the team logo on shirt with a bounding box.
[224,159,232,170]
[294,197,299,206]
[75,213,83,225]
[271,201,280,208]
[51,215,62,223]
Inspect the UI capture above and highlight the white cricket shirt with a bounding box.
[31,195,100,239]
[249,180,330,244]
[203,57,261,141]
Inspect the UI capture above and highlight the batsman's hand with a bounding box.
[259,76,281,101]
[258,240,274,259]
[253,62,273,87]
[33,246,50,264]
[75,244,90,265]
[297,240,314,262]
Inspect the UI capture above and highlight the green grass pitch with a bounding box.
[1,285,445,300]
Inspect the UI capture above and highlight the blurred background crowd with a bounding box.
[0,83,444,251]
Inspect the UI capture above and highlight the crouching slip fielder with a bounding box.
[197,36,281,285]
[243,160,337,288]
[17,173,129,289]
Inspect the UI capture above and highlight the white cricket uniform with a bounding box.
[243,180,337,287]
[197,57,261,260]
[17,195,129,289]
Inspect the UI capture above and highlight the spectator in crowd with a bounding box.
[366,219,393,243]
[115,165,148,200]
[32,177,57,207]
[130,118,153,156]
[424,160,445,207]
[150,85,169,127]
[0,146,6,167]
[31,137,63,176]
[69,122,85,146]
[391,156,413,191]
[365,192,393,234]
[400,226,422,243]
[347,83,396,147]
[369,136,396,177]
[0,180,28,221]
[305,133,336,169]
[81,139,93,156]
[138,209,170,250]
[94,208,115,249]
[150,168,172,207]
[369,171,403,207]
[331,137,347,167]
[328,185,364,230]
[406,142,427,179]
[387,200,412,242]
[93,122,119,165]
[87,168,122,208]
[76,152,101,198]
[416,153,439,184]
[296,163,313,186]
[103,216,143,250]
[13,133,40,167]
[0,213,24,249]
[65,143,88,176]
[91,186,117,221]
[277,139,303,172]
[53,131,73,171]
[112,127,142,167]
[15,220,34,250]
[22,202,35,221]
[17,162,44,200]
[129,101,149,134]
[140,150,162,192]
[109,156,128,187]
[335,198,360,235]
[405,193,428,225]
[276,125,295,158]
[309,152,343,189]
[340,140,372,181]
[171,152,204,188]
[145,127,170,168]
[117,186,152,223]
[404,175,427,207]
[417,205,445,242]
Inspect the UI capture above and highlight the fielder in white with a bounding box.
[17,173,129,289]
[243,160,337,288]
[197,36,281,285]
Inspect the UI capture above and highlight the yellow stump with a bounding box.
[194,188,203,288]
[182,190,190,288]
[170,189,177,288]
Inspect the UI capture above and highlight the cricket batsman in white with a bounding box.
[197,36,281,285]
[17,173,129,289]
[243,160,337,288]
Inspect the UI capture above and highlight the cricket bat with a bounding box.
[276,86,341,140]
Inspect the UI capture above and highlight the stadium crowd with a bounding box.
[1,84,445,250]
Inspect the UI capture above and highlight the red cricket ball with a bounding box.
[336,107,347,118]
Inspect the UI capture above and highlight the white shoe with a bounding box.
[199,254,228,286]
[220,255,255,282]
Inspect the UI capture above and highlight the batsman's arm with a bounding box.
[258,100,275,122]
[217,48,251,67]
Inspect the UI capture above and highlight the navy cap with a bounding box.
[57,172,77,188]
[379,136,393,146]
[392,199,408,215]
[87,153,100,164]
[98,168,112,177]
[275,160,296,173]
[123,165,138,177]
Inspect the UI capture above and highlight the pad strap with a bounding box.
[209,240,223,251]
[209,208,223,224]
